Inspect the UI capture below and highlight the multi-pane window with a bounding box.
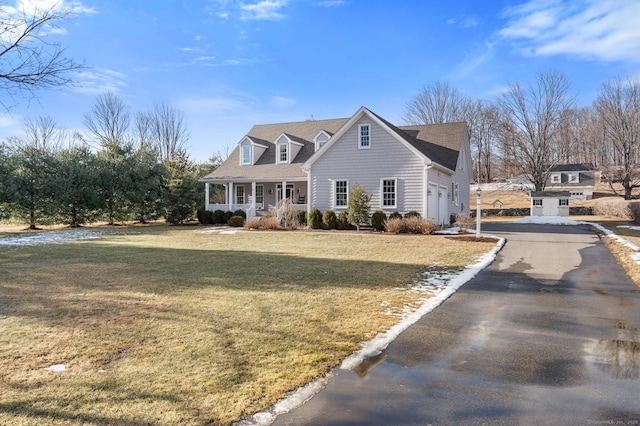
[452,182,459,206]
[236,186,245,204]
[242,146,251,164]
[359,124,370,148]
[382,179,396,208]
[335,180,348,207]
[278,144,288,163]
[533,199,542,206]
[559,199,569,206]
[255,185,264,205]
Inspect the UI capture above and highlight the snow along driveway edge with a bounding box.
[237,236,506,426]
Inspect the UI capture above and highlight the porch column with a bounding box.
[251,181,257,212]
[228,182,234,210]
[205,183,210,210]
[282,180,287,201]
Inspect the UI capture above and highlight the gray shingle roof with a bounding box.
[201,113,466,181]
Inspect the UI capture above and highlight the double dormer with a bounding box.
[239,130,336,166]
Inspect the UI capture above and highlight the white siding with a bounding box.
[309,117,425,214]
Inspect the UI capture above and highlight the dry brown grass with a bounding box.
[589,221,640,286]
[0,225,495,425]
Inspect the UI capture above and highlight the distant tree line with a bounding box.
[0,93,223,228]
[403,71,640,199]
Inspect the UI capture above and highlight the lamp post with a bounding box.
[476,187,482,238]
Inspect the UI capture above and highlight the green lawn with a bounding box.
[0,225,496,425]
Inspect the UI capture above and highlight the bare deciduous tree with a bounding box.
[149,101,190,162]
[0,1,86,110]
[83,92,131,147]
[595,76,640,199]
[402,80,471,125]
[497,69,576,191]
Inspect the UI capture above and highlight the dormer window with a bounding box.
[242,145,251,165]
[314,130,331,152]
[359,124,370,149]
[278,143,288,163]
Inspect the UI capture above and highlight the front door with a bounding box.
[277,184,294,202]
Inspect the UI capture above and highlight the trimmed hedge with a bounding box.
[308,208,323,229]
[371,211,387,231]
[322,210,337,230]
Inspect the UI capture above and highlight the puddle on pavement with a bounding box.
[353,350,387,378]
[584,319,640,380]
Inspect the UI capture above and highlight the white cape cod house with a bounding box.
[200,107,473,224]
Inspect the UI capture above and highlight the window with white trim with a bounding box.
[278,144,288,163]
[533,199,542,206]
[452,182,459,206]
[242,146,251,164]
[381,179,396,208]
[359,124,370,149]
[551,174,560,183]
[236,186,245,204]
[255,185,264,205]
[559,199,569,206]
[335,180,348,207]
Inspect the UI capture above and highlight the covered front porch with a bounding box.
[204,179,308,219]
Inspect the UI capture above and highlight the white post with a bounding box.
[476,187,482,238]
[229,182,234,211]
[205,183,210,210]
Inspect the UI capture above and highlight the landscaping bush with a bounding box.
[308,208,323,229]
[197,208,214,225]
[259,215,280,230]
[454,213,474,231]
[389,211,403,220]
[384,218,405,234]
[404,211,421,219]
[223,211,234,223]
[348,184,371,231]
[322,210,338,230]
[212,210,225,224]
[245,217,261,229]
[371,210,387,231]
[384,216,435,234]
[594,199,632,219]
[404,216,435,234]
[227,215,244,227]
[244,215,280,230]
[337,210,354,230]
[233,209,247,219]
[297,210,307,226]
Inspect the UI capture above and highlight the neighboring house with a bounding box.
[545,163,596,200]
[530,191,570,216]
[200,106,473,224]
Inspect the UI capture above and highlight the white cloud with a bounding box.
[269,96,296,108]
[72,68,127,95]
[240,0,288,21]
[317,0,346,7]
[446,18,455,25]
[460,17,479,28]
[499,0,640,62]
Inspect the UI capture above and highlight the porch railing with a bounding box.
[206,200,308,220]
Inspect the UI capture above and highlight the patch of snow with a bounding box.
[0,229,107,247]
[197,227,242,235]
[617,225,640,231]
[434,227,461,235]
[44,364,66,372]
[515,216,580,225]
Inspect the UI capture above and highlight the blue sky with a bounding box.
[1,0,639,162]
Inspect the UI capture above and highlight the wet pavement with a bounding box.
[273,223,640,425]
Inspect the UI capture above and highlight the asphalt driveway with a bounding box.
[273,222,640,425]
